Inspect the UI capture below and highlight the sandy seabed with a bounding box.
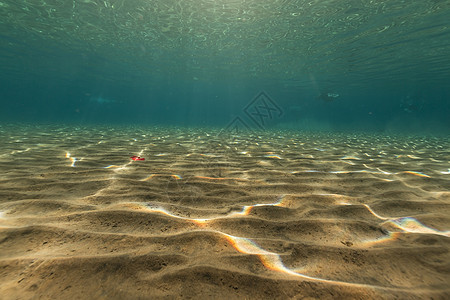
[0,124,449,299]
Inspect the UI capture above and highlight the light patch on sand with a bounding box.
[362,204,449,237]
[141,174,157,181]
[104,165,120,169]
[386,217,450,237]
[362,232,402,247]
[135,196,285,225]
[362,204,389,220]
[222,232,303,275]
[264,154,282,159]
[198,153,222,158]
[317,193,353,205]
[429,158,443,162]
[330,170,390,175]
[65,152,79,167]
[292,170,321,173]
[376,168,392,174]
[11,147,32,154]
[403,171,431,178]
[340,155,361,160]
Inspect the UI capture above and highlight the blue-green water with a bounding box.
[1,2,450,298]
[0,0,449,134]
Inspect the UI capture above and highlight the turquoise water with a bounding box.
[0,0,449,134]
[1,3,450,297]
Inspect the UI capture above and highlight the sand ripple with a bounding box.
[0,125,449,299]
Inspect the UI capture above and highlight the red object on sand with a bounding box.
[130,155,145,161]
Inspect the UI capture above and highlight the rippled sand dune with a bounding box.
[0,125,449,299]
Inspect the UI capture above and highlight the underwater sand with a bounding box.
[0,125,449,299]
